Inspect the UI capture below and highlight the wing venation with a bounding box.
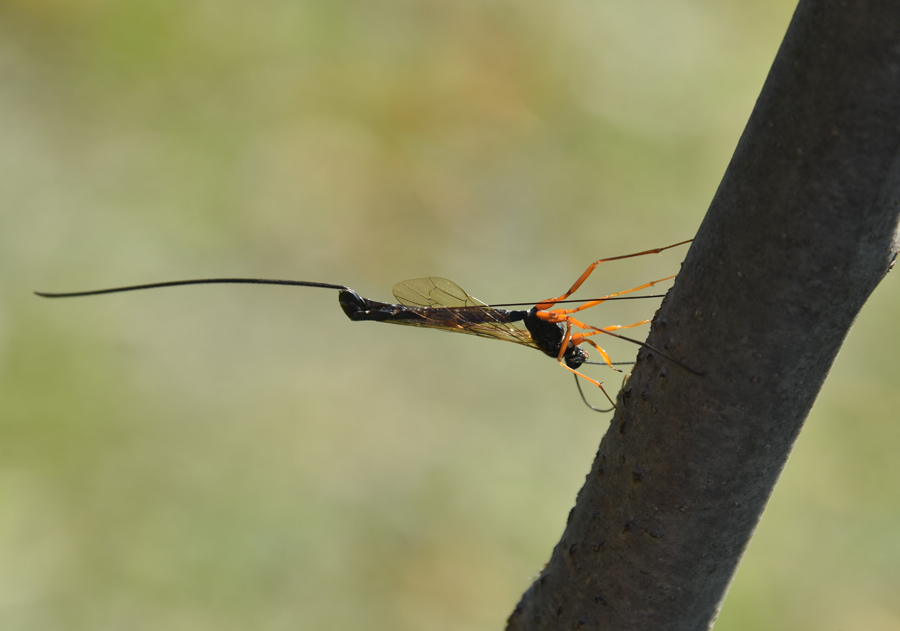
[389,277,538,349]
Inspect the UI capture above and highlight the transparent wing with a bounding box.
[389,277,539,349]
[392,277,475,308]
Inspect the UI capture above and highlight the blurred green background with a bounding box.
[2,1,898,629]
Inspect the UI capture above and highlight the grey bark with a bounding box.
[507,1,900,630]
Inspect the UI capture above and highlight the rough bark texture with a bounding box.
[507,2,900,630]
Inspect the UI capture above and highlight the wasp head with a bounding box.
[564,344,588,369]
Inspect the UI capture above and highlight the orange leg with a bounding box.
[534,239,691,311]
[581,338,617,370]
[569,315,702,376]
[551,310,674,415]
[537,239,693,415]
[537,275,675,321]
[569,317,652,335]
[569,319,651,370]
[552,318,625,416]
[559,362,620,416]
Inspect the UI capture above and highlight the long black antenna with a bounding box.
[488,294,667,307]
[574,375,615,413]
[34,274,697,413]
[590,330,704,377]
[34,277,668,306]
[34,278,348,298]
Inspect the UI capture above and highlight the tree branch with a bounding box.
[507,1,900,629]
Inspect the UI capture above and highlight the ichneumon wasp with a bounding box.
[35,239,698,415]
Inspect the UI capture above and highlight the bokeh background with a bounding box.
[3,1,899,629]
